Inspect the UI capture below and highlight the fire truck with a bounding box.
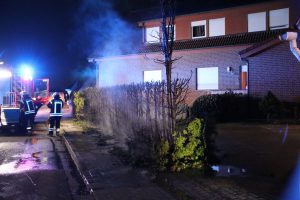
[0,65,50,128]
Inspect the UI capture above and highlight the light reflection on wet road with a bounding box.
[0,129,74,200]
[0,104,83,199]
[0,138,58,174]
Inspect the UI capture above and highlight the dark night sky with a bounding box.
[0,0,83,91]
[0,0,271,91]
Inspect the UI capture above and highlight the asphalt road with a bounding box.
[0,105,84,200]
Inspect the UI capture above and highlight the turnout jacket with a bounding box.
[47,98,64,117]
[20,97,35,115]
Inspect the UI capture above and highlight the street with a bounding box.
[0,105,84,200]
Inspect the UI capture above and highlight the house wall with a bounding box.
[96,45,248,92]
[172,46,247,90]
[142,0,289,40]
[248,42,300,102]
[289,0,300,24]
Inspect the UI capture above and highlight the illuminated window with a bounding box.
[144,70,162,82]
[192,20,206,38]
[269,8,289,30]
[145,27,160,43]
[197,67,219,90]
[241,65,248,90]
[209,18,225,37]
[248,12,266,32]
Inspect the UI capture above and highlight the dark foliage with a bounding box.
[191,92,261,122]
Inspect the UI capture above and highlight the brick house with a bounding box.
[90,0,300,103]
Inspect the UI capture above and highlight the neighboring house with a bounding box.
[90,0,300,103]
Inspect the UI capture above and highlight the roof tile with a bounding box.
[138,29,287,54]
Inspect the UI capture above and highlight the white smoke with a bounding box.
[70,0,141,87]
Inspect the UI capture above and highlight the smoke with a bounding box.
[69,0,141,88]
[71,0,140,58]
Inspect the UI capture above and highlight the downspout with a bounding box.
[279,19,300,62]
[279,32,300,61]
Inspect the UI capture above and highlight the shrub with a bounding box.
[156,139,170,171]
[259,91,282,121]
[171,118,207,172]
[280,101,300,119]
[191,92,261,122]
[191,94,218,118]
[127,126,156,167]
[73,91,85,120]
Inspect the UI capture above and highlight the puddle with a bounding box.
[0,138,58,174]
[211,165,247,177]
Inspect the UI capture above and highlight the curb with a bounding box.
[61,132,96,200]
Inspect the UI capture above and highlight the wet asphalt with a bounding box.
[0,105,87,200]
[0,130,74,200]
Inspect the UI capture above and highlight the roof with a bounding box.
[239,29,300,58]
[239,37,282,59]
[89,29,287,60]
[137,29,287,54]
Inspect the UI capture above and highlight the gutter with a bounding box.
[62,133,96,199]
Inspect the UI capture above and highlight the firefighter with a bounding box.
[19,91,35,133]
[47,92,63,136]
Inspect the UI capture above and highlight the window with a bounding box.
[269,8,289,30]
[145,27,160,43]
[165,25,176,41]
[248,12,266,32]
[197,67,219,90]
[191,20,206,38]
[209,18,225,37]
[144,70,162,82]
[241,65,248,90]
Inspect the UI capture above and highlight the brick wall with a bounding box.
[290,0,300,24]
[248,42,300,102]
[97,45,248,94]
[172,46,247,90]
[142,1,288,40]
[97,42,300,103]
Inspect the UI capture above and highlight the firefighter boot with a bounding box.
[56,128,60,136]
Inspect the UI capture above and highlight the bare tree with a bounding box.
[154,0,181,138]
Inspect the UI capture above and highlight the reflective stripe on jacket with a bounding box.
[48,99,63,117]
[23,99,35,115]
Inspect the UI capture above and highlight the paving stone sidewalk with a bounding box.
[60,119,275,200]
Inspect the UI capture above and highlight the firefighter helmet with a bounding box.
[20,91,30,99]
[52,92,60,99]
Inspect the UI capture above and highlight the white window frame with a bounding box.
[269,8,289,30]
[248,12,267,32]
[209,18,225,37]
[197,67,219,90]
[145,27,160,43]
[144,70,162,82]
[191,20,206,39]
[165,25,176,41]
